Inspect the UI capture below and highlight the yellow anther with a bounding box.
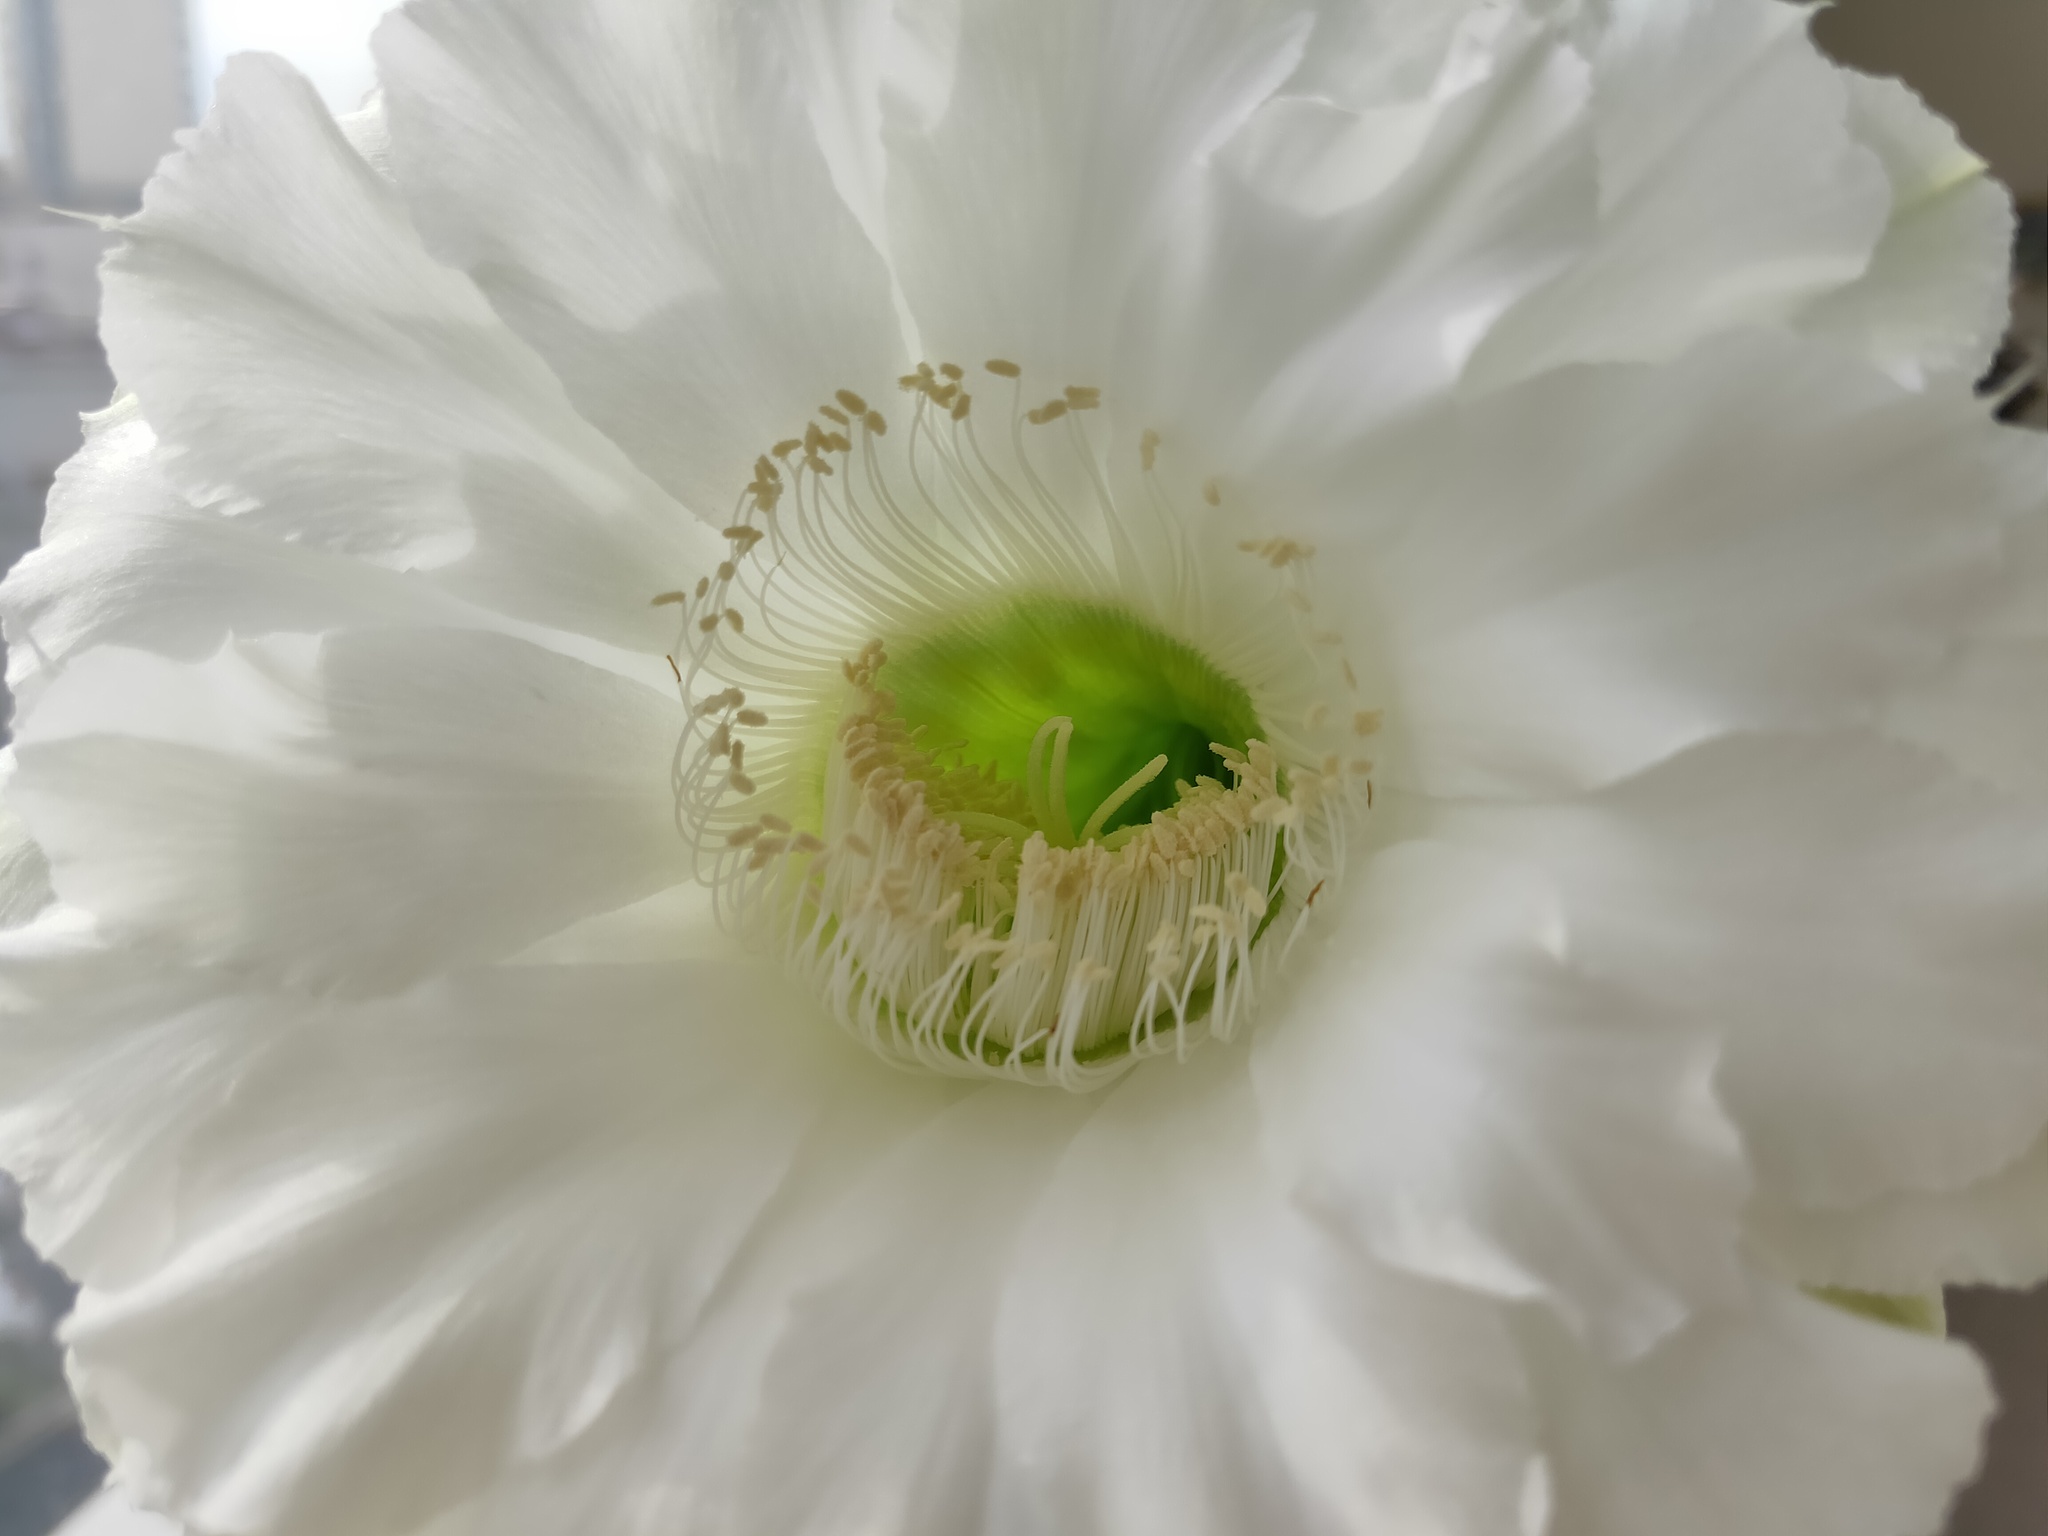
[651,590,687,607]
[717,561,737,582]
[725,609,745,633]
[731,770,757,796]
[950,393,972,421]
[985,358,1022,378]
[836,389,868,415]
[772,437,802,458]
[754,455,780,483]
[695,575,711,598]
[726,825,762,847]
[823,432,852,454]
[1140,429,1160,471]
[843,833,874,858]
[865,410,887,435]
[737,708,769,727]
[804,423,825,452]
[1352,710,1383,737]
[820,404,850,426]
[1202,477,1223,507]
[939,362,965,381]
[1063,386,1101,410]
[761,813,792,834]
[698,614,721,632]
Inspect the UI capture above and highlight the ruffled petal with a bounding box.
[986,1049,1541,1536]
[1312,334,2011,797]
[373,0,905,513]
[1162,21,1592,468]
[1797,73,2017,389]
[49,1489,179,1536]
[1,937,945,1536]
[9,629,687,993]
[1520,1276,1991,1536]
[0,752,53,927]
[1468,0,1890,388]
[0,404,464,724]
[877,0,1314,380]
[1256,841,1747,1358]
[1752,1133,2048,1295]
[100,54,714,653]
[1433,730,2048,1210]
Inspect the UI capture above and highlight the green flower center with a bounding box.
[882,595,1266,843]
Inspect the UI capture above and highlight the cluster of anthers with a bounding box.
[656,360,1379,1087]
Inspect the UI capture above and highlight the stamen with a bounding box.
[652,360,1378,1088]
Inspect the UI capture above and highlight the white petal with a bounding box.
[1468,0,1890,387]
[1752,1132,2048,1295]
[1173,23,1593,467]
[7,949,907,1536]
[373,0,905,511]
[9,630,687,993]
[988,1048,1540,1536]
[1798,73,2017,389]
[0,405,463,724]
[101,54,712,652]
[1320,334,2010,797]
[1521,1276,1991,1536]
[0,752,52,928]
[716,1087,1089,1536]
[53,1489,180,1536]
[1886,449,2048,802]
[1434,730,2048,1209]
[1257,841,1747,1358]
[878,0,1313,381]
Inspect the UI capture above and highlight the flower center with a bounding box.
[657,361,1379,1087]
[885,595,1265,843]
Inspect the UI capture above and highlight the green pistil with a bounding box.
[881,595,1264,842]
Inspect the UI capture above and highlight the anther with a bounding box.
[737,708,769,727]
[820,404,850,426]
[865,411,887,435]
[652,590,687,607]
[1203,478,1223,507]
[1140,429,1160,471]
[1353,710,1383,736]
[940,362,965,380]
[1063,386,1101,410]
[986,359,1022,378]
[836,389,869,415]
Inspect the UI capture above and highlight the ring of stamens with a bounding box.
[656,361,1382,1088]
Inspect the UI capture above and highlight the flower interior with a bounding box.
[660,364,1378,1088]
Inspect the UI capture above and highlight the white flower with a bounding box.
[1,1,2045,1533]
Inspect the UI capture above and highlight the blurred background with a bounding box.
[0,1,2042,1533]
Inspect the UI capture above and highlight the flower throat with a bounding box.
[661,360,1375,1088]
